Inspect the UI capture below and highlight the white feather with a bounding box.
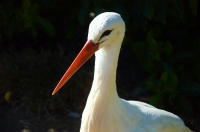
[80,12,193,132]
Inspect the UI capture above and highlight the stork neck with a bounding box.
[91,41,122,100]
[80,34,125,132]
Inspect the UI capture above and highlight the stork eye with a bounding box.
[99,30,113,41]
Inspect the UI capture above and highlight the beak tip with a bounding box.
[52,89,57,95]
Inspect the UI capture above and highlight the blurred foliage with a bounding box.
[0,0,200,130]
[0,0,55,38]
[0,45,92,112]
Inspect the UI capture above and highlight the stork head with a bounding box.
[52,12,125,95]
[88,12,125,49]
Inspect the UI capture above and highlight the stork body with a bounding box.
[52,12,192,132]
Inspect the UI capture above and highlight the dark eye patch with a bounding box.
[99,29,113,41]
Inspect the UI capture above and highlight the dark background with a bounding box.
[0,0,200,131]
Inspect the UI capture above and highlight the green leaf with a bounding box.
[79,8,87,26]
[168,91,177,105]
[152,52,161,61]
[148,38,158,51]
[23,0,31,11]
[7,22,16,38]
[189,0,198,16]
[160,71,178,89]
[143,60,154,73]
[150,93,163,105]
[146,81,157,92]
[92,0,99,6]
[177,65,184,73]
[65,24,79,39]
[80,0,90,8]
[24,17,32,28]
[148,73,157,81]
[163,41,173,56]
[30,25,37,37]
[157,0,166,23]
[131,41,145,57]
[173,0,184,17]
[36,17,55,37]
[29,4,39,14]
[131,2,146,30]
[162,62,171,71]
[147,29,153,39]
[139,0,151,20]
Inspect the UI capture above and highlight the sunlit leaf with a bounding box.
[4,91,12,103]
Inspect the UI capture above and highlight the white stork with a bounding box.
[52,12,193,132]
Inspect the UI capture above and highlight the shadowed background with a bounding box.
[0,0,200,132]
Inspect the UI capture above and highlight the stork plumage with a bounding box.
[52,12,193,132]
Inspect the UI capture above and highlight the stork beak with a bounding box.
[52,40,99,95]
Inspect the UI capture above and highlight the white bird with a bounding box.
[52,12,193,132]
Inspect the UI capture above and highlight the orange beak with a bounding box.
[52,40,99,95]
